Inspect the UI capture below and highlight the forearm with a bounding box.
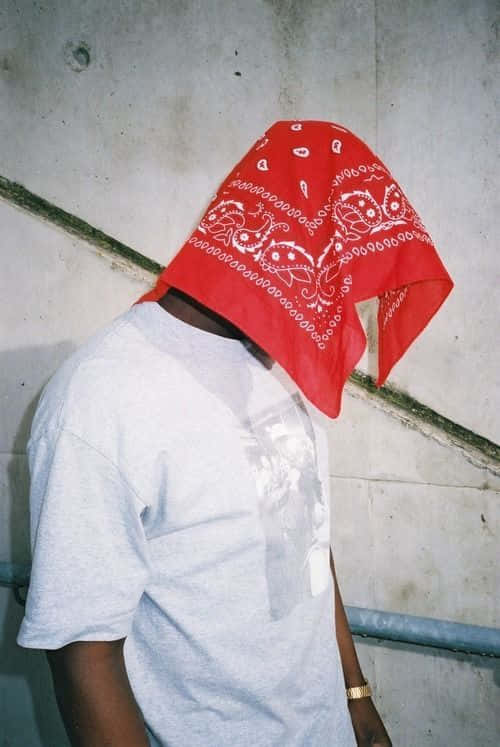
[329,548,365,688]
[47,639,149,747]
[329,549,392,745]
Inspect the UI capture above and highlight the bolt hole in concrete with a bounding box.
[64,40,91,72]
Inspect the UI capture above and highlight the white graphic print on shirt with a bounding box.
[242,393,330,620]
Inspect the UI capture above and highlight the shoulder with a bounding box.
[30,305,191,449]
[30,309,151,443]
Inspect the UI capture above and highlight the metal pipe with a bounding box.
[345,605,500,657]
[1,563,499,657]
[0,562,30,588]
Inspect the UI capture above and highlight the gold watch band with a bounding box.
[346,683,372,700]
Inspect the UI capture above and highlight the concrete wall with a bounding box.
[1,1,498,745]
[0,202,151,747]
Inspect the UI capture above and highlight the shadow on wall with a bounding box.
[3,342,77,564]
[0,591,70,746]
[1,342,75,746]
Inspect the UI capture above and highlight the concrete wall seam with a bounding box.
[0,175,161,282]
[347,374,500,477]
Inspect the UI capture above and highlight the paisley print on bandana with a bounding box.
[137,121,453,418]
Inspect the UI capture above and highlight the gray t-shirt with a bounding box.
[18,301,355,746]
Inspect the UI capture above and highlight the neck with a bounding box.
[157,287,246,340]
[156,287,274,369]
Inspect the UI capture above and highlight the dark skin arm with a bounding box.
[46,639,149,747]
[330,549,392,746]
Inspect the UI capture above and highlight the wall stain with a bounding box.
[264,0,310,115]
[397,581,417,603]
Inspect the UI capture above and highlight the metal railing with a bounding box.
[346,605,500,657]
[2,562,499,657]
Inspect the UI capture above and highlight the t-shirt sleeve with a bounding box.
[17,426,151,649]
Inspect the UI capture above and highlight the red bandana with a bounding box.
[137,120,453,418]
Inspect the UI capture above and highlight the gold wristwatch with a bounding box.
[346,682,372,700]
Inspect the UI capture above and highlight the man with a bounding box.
[18,121,452,745]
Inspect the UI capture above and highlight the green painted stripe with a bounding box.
[349,371,500,464]
[1,175,499,465]
[0,175,163,276]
